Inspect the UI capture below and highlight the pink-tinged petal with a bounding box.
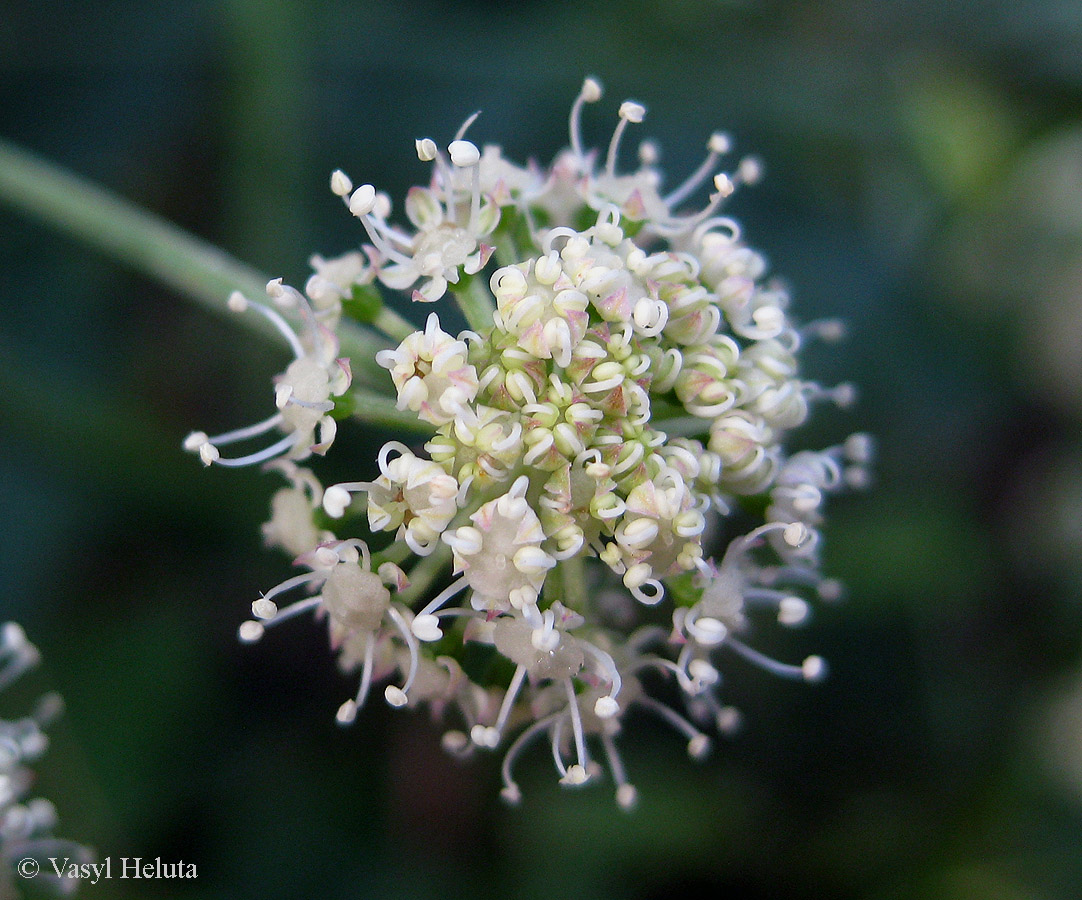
[517,321,551,360]
[593,285,632,321]
[335,357,354,389]
[623,189,647,220]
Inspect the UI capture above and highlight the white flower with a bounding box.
[261,461,332,558]
[1,624,93,889]
[443,475,556,613]
[183,280,351,468]
[193,79,869,809]
[376,312,478,425]
[361,443,461,556]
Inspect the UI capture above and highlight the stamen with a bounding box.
[229,292,307,359]
[636,694,710,758]
[563,676,590,782]
[569,77,603,167]
[600,729,637,811]
[354,631,377,710]
[606,101,645,179]
[210,434,298,468]
[330,170,352,197]
[664,132,730,208]
[725,637,826,682]
[385,605,420,704]
[412,575,469,641]
[491,663,528,742]
[500,711,563,805]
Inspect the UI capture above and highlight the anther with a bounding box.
[330,170,352,197]
[594,696,620,719]
[448,140,480,168]
[238,621,264,643]
[323,485,352,518]
[252,598,277,620]
[687,734,711,759]
[783,522,810,547]
[415,138,437,161]
[336,700,358,725]
[802,655,828,682]
[349,184,377,217]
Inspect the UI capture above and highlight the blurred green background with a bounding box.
[2,0,1082,897]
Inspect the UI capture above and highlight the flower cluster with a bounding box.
[1,624,92,897]
[186,78,870,808]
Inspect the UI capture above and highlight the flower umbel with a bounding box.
[1,624,93,897]
[189,78,871,809]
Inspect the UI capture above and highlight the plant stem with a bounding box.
[450,273,496,332]
[0,138,390,383]
[348,387,436,434]
[373,306,417,343]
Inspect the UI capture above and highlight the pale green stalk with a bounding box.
[372,306,418,343]
[450,274,496,332]
[0,139,388,381]
[347,387,436,435]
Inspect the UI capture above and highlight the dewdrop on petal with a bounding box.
[187,78,870,808]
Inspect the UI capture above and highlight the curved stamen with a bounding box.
[569,77,602,168]
[500,711,562,804]
[663,132,730,209]
[229,292,306,359]
[212,434,298,468]
[605,101,645,179]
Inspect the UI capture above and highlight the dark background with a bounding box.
[2,1,1082,898]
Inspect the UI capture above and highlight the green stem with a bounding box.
[397,543,452,605]
[449,274,495,332]
[348,387,436,434]
[560,555,589,610]
[372,306,417,343]
[0,138,390,384]
[491,226,521,269]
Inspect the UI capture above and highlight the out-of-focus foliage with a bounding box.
[1,0,1081,898]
